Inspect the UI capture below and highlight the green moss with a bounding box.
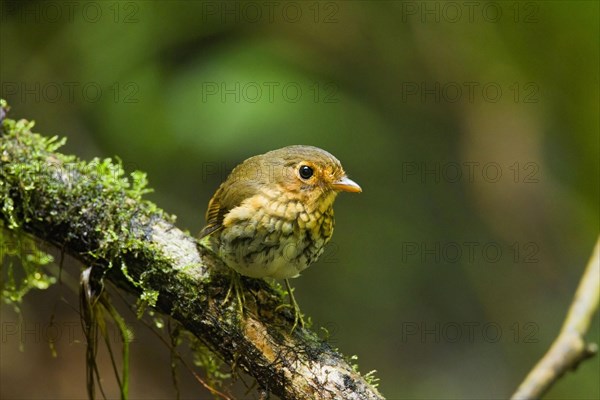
[0,104,183,397]
[0,114,172,247]
[188,332,232,388]
[0,108,178,311]
[0,227,56,306]
[344,353,380,390]
[363,369,380,389]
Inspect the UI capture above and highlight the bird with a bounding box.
[199,145,361,329]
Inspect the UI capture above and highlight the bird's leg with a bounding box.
[223,270,245,316]
[284,278,304,331]
[200,237,245,314]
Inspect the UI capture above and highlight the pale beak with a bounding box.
[331,176,362,193]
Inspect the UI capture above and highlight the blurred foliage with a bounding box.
[1,1,598,399]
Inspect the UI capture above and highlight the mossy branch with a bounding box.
[0,100,384,400]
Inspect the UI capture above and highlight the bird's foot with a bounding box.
[223,271,245,317]
[275,279,305,332]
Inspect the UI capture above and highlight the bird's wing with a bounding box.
[198,185,227,238]
[198,154,267,239]
[198,173,257,238]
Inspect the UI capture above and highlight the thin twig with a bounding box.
[511,237,600,399]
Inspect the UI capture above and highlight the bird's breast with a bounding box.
[216,191,336,279]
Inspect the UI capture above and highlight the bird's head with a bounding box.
[248,145,362,212]
[200,145,361,239]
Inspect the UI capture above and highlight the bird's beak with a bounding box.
[331,176,362,193]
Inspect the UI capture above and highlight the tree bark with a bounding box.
[0,102,384,400]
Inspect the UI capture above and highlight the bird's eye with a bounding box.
[298,165,314,180]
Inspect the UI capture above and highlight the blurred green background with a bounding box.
[1,1,598,399]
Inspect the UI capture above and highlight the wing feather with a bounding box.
[198,153,271,239]
[199,186,227,238]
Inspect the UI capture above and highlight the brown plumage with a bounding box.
[200,145,361,280]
